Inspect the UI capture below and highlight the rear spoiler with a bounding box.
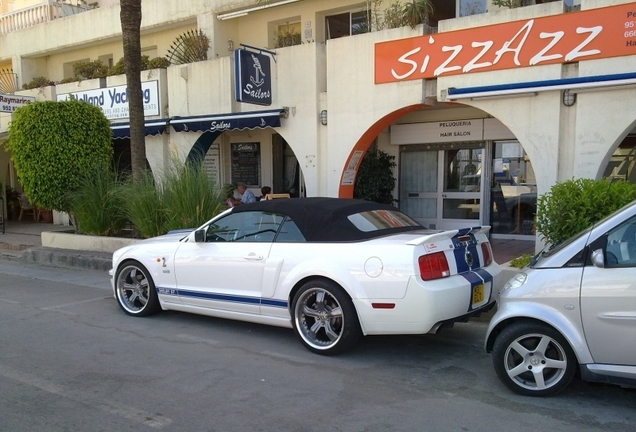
[406,226,491,246]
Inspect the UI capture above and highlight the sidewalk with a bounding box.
[0,220,536,271]
[0,220,112,271]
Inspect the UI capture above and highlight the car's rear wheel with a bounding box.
[492,322,577,396]
[292,280,362,355]
[115,260,161,317]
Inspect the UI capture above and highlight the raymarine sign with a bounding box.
[56,81,160,120]
[0,93,35,113]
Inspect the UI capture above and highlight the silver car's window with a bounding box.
[605,216,636,267]
[205,211,283,243]
[348,210,419,232]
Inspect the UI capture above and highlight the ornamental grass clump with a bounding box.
[161,161,226,232]
[120,170,166,239]
[535,178,636,246]
[68,167,127,236]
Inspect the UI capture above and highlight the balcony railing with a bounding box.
[0,0,89,34]
[0,70,18,93]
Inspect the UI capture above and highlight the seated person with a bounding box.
[237,182,257,204]
[259,186,272,201]
[224,187,240,208]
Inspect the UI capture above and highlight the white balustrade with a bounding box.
[0,1,88,34]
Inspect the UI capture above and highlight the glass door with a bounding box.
[400,150,438,228]
[440,147,483,229]
[400,145,484,230]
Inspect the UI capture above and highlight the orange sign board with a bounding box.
[375,2,636,84]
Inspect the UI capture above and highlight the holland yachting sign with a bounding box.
[235,48,272,106]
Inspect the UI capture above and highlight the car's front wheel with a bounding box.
[292,280,362,355]
[115,260,161,317]
[492,322,577,396]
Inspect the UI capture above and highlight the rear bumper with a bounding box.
[354,263,501,335]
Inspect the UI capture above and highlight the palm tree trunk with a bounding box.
[120,0,146,180]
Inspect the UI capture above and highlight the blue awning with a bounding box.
[111,118,170,140]
[170,108,285,133]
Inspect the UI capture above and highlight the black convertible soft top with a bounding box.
[230,197,425,242]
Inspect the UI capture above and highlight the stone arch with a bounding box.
[337,105,427,198]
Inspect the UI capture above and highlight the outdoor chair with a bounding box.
[18,195,38,221]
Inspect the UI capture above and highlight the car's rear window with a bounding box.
[347,210,420,232]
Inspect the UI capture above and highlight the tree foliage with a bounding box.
[354,149,397,205]
[535,178,636,246]
[6,100,112,213]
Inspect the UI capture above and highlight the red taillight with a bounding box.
[419,252,450,281]
[481,242,493,266]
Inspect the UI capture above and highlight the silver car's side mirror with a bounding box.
[591,249,605,268]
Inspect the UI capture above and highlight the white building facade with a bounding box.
[1,0,635,248]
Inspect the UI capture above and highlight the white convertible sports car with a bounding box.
[110,197,503,355]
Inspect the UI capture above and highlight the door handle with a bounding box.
[243,254,263,260]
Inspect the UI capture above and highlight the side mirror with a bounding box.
[194,229,205,243]
[591,249,605,268]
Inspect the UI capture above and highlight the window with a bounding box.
[276,218,306,242]
[325,10,369,40]
[348,210,420,232]
[458,0,487,17]
[275,22,302,48]
[605,216,636,267]
[205,211,283,243]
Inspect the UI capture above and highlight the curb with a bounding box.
[19,247,112,272]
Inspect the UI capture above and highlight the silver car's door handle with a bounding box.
[243,253,263,260]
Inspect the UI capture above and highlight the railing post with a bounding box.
[0,196,5,235]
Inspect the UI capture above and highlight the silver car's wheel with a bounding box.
[292,280,362,355]
[492,322,576,396]
[115,261,160,317]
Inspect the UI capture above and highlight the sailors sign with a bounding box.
[0,93,35,113]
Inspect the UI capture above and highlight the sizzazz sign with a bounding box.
[234,49,272,106]
[375,2,636,83]
[56,81,160,120]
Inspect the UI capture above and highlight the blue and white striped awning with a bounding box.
[169,108,285,133]
[110,118,170,140]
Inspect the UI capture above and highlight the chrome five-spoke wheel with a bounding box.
[492,322,576,396]
[115,261,160,317]
[292,280,361,355]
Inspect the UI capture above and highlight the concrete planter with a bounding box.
[42,230,139,253]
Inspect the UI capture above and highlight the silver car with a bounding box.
[485,201,636,396]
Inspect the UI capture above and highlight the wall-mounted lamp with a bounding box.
[319,110,327,125]
[228,38,234,53]
[562,89,576,107]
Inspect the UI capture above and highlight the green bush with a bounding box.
[7,100,112,215]
[510,253,533,269]
[73,59,109,80]
[147,56,171,69]
[68,167,127,236]
[535,178,636,245]
[22,76,54,90]
[354,149,397,205]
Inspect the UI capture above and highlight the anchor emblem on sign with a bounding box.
[250,54,266,87]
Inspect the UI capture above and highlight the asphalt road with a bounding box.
[1,259,634,432]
